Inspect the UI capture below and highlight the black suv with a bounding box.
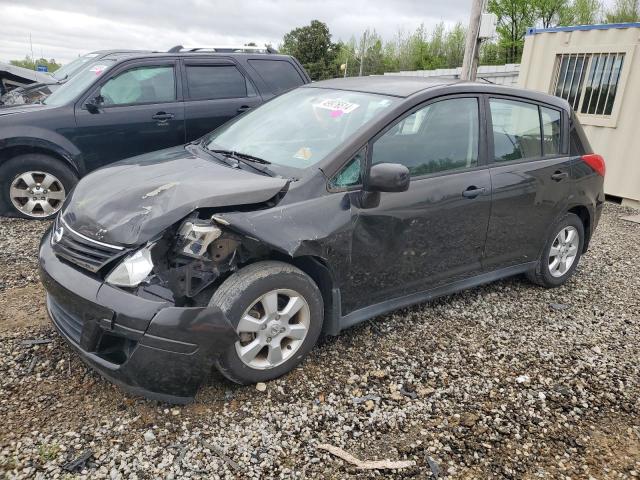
[0,47,310,218]
[39,77,605,403]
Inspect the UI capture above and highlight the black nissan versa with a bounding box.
[39,77,605,403]
[0,47,309,218]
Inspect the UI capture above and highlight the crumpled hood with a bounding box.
[62,146,289,246]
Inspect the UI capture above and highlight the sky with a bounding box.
[0,0,471,64]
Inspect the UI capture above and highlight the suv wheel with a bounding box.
[0,154,78,219]
[210,261,323,384]
[527,213,585,288]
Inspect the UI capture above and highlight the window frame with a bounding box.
[364,94,488,185]
[548,46,634,128]
[486,94,567,166]
[181,58,259,102]
[80,59,180,110]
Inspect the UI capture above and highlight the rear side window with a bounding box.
[186,65,250,100]
[490,99,542,161]
[248,59,304,94]
[100,66,175,106]
[541,107,561,156]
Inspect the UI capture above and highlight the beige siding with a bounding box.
[519,27,640,202]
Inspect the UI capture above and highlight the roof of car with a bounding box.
[304,76,570,110]
[306,76,454,98]
[98,51,298,63]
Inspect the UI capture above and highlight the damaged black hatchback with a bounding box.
[39,77,604,403]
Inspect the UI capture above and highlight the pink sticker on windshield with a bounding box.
[89,65,107,76]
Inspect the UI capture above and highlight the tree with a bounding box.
[10,56,60,72]
[558,0,602,24]
[488,0,538,63]
[534,0,571,27]
[605,0,639,22]
[280,20,339,80]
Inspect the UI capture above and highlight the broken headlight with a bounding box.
[105,244,155,287]
[177,220,222,258]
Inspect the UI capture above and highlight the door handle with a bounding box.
[152,112,175,121]
[237,105,251,113]
[551,171,569,181]
[462,186,486,199]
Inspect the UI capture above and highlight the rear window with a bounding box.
[186,65,252,100]
[248,59,304,94]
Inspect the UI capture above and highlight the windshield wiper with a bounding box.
[208,149,276,177]
[209,149,271,164]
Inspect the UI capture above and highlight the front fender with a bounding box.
[0,131,84,174]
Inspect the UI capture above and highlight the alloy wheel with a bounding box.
[10,171,66,218]
[548,226,579,278]
[235,289,310,370]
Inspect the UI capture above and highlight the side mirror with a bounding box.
[367,163,410,193]
[85,95,103,114]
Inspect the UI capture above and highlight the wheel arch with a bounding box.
[568,205,592,252]
[0,138,83,176]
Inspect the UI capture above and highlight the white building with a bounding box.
[519,23,640,208]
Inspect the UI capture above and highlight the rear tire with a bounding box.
[526,213,584,288]
[210,261,324,384]
[0,154,78,219]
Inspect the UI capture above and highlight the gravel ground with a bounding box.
[0,203,639,479]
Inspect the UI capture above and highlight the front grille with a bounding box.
[48,296,83,344]
[52,217,127,273]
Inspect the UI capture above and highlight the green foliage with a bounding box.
[280,20,340,80]
[10,56,60,72]
[605,0,639,22]
[558,0,602,24]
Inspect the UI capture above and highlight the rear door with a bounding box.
[73,59,185,171]
[484,96,571,270]
[182,59,263,141]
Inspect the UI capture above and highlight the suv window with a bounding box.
[372,97,479,177]
[100,66,175,106]
[186,65,252,100]
[490,99,542,162]
[248,59,304,94]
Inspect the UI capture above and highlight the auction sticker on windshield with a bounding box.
[90,65,108,75]
[313,99,360,115]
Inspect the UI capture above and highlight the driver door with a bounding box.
[73,60,185,172]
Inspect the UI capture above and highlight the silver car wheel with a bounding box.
[10,171,66,218]
[548,226,580,278]
[235,289,311,370]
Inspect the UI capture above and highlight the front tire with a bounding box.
[0,154,78,219]
[210,261,324,384]
[527,213,584,288]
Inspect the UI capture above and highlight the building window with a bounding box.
[552,53,625,116]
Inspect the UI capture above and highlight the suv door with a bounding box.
[73,60,185,171]
[182,60,263,141]
[484,96,571,270]
[344,96,491,313]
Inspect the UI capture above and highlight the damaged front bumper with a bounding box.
[38,230,238,404]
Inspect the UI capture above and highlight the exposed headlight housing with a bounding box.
[177,220,222,257]
[105,244,155,287]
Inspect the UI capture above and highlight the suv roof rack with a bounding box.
[168,45,278,54]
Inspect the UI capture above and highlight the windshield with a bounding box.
[52,53,100,81]
[44,59,115,106]
[204,87,398,169]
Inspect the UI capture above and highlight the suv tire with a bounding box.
[211,261,324,384]
[527,213,585,288]
[0,154,78,219]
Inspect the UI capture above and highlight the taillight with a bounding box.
[581,154,605,176]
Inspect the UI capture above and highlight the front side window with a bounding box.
[490,99,542,162]
[99,66,175,106]
[186,65,252,100]
[205,88,398,169]
[372,97,479,177]
[44,60,116,106]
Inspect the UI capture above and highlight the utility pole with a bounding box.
[358,30,367,77]
[461,0,483,81]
